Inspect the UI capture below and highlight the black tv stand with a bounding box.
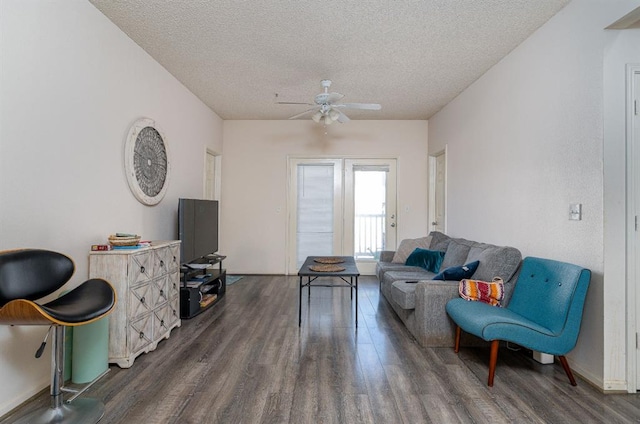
[180,255,226,319]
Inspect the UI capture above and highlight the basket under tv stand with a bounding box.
[180,254,226,319]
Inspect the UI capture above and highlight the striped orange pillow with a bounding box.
[459,277,504,306]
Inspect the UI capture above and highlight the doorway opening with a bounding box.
[428,148,447,233]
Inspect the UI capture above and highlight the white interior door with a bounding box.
[344,159,397,275]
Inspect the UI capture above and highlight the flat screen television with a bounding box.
[178,198,219,265]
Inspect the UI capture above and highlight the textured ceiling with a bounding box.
[89,0,570,120]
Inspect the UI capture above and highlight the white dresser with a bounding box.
[89,240,181,368]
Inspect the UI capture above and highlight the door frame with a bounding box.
[626,64,640,392]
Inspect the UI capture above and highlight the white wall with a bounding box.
[221,120,429,274]
[428,0,640,390]
[0,1,222,415]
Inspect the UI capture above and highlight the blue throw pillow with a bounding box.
[404,248,445,273]
[432,260,480,281]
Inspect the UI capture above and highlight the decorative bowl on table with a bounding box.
[314,257,345,264]
[108,234,141,246]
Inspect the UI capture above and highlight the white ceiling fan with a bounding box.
[279,80,381,125]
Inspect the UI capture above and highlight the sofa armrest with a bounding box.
[413,280,461,347]
[379,251,395,262]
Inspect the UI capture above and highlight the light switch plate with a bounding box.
[569,203,582,221]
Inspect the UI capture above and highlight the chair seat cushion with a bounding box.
[39,279,115,324]
[446,298,563,350]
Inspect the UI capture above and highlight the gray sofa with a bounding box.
[377,231,522,347]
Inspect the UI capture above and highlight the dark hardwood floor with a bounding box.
[3,275,640,423]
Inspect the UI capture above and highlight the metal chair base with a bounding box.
[13,398,104,424]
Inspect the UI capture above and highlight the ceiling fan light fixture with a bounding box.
[283,80,381,123]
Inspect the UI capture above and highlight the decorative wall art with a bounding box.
[124,118,170,205]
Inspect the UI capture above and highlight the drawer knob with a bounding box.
[160,260,165,267]
[159,289,164,297]
[140,266,145,274]
[140,296,145,304]
[160,319,165,328]
[139,331,145,339]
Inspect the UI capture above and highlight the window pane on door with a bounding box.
[297,164,334,267]
[354,168,387,260]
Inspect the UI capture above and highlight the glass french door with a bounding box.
[344,159,397,275]
[288,158,396,275]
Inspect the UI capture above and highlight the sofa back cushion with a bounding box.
[392,236,432,263]
[466,245,522,283]
[440,239,472,269]
[429,231,451,251]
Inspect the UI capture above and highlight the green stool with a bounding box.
[72,317,109,384]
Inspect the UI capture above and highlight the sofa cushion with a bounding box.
[429,231,452,251]
[376,262,425,281]
[391,281,419,310]
[432,260,480,281]
[466,245,522,282]
[405,248,445,272]
[392,236,432,263]
[382,269,436,288]
[440,239,472,269]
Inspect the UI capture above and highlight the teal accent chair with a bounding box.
[445,256,591,387]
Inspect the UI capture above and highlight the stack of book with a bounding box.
[199,293,217,308]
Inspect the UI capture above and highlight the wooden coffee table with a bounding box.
[297,256,360,327]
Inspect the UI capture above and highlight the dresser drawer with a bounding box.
[129,281,154,319]
[128,312,153,354]
[129,251,153,283]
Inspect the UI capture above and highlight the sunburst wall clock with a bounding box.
[124,118,170,206]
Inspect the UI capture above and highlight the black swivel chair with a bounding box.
[0,249,116,424]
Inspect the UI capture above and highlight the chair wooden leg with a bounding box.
[454,326,461,353]
[558,355,577,386]
[488,340,499,387]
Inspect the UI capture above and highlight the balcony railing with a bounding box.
[354,213,386,260]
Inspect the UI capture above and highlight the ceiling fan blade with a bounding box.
[277,101,314,105]
[326,92,345,103]
[334,103,382,110]
[288,107,320,120]
[335,109,350,123]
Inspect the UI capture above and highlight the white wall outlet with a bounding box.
[569,203,582,221]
